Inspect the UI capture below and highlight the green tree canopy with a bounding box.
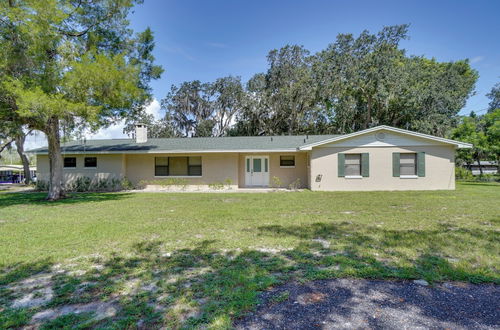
[0,0,162,199]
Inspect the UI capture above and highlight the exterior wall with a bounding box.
[36,154,125,183]
[237,152,308,188]
[125,153,239,187]
[310,145,456,191]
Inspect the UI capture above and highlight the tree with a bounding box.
[451,109,500,174]
[313,25,409,133]
[487,83,500,113]
[209,76,245,136]
[161,81,213,137]
[123,112,177,139]
[313,25,478,136]
[483,109,500,171]
[161,77,245,137]
[232,45,318,135]
[451,115,488,173]
[397,57,478,136]
[0,0,162,200]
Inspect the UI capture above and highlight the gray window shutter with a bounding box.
[361,153,369,177]
[417,152,426,177]
[392,152,400,177]
[338,153,345,177]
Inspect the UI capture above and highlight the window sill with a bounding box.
[345,175,363,179]
[400,175,418,179]
[154,176,202,178]
[84,167,97,169]
[280,166,295,169]
[63,167,77,169]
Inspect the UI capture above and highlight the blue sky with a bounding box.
[129,0,500,116]
[22,0,500,148]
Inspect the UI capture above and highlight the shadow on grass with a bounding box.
[256,222,499,283]
[0,191,132,209]
[1,230,498,329]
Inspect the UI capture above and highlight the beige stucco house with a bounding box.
[31,125,472,191]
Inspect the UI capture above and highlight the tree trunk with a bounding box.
[14,133,31,184]
[45,117,65,200]
[476,158,483,175]
[365,95,372,129]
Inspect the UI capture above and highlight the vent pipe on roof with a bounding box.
[135,124,148,143]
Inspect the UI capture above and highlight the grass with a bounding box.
[0,182,498,328]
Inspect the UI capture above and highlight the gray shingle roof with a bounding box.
[28,135,339,154]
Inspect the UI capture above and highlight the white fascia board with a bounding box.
[34,148,303,155]
[299,125,473,149]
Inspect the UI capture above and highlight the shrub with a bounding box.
[68,177,92,192]
[272,176,282,188]
[455,167,474,180]
[288,178,301,190]
[35,180,49,191]
[476,174,500,182]
[208,182,225,190]
[224,177,234,189]
[63,177,131,192]
[139,178,189,190]
[121,177,135,190]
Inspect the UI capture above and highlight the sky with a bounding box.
[24,0,500,149]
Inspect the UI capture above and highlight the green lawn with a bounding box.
[0,183,499,328]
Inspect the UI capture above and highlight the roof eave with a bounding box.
[299,125,473,150]
[30,148,304,155]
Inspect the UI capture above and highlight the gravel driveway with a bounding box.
[235,279,499,329]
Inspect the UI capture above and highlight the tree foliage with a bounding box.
[451,109,500,173]
[0,0,162,199]
[160,77,245,137]
[487,83,500,113]
[158,25,477,138]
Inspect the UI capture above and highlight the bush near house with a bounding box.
[0,182,498,328]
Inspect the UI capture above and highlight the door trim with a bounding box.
[245,155,270,187]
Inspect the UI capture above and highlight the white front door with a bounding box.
[245,156,269,187]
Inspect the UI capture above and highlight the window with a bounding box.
[188,156,202,176]
[345,154,361,176]
[280,155,295,167]
[64,157,76,168]
[400,153,417,176]
[84,157,97,168]
[155,157,169,176]
[154,156,202,176]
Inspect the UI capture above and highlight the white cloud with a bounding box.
[470,56,484,64]
[87,120,127,140]
[144,98,163,120]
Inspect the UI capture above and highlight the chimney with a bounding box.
[135,124,148,143]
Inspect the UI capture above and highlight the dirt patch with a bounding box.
[296,292,326,305]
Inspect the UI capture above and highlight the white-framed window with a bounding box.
[280,155,295,168]
[84,157,97,168]
[345,154,361,177]
[400,153,417,176]
[154,156,202,177]
[63,157,77,168]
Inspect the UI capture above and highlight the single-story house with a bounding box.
[0,164,37,184]
[466,161,498,175]
[29,125,472,191]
